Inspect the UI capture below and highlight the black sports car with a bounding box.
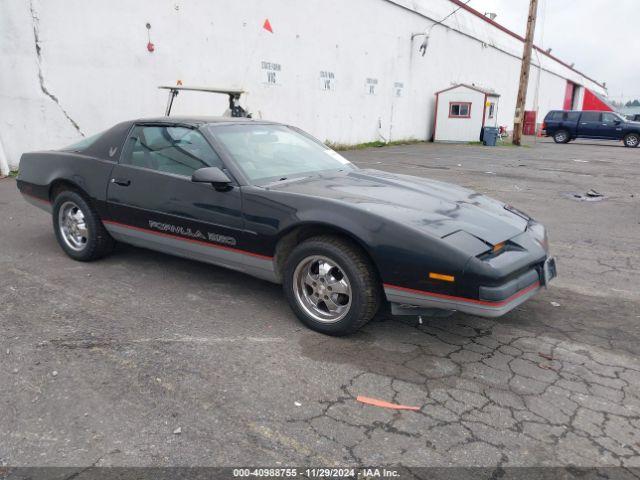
[17,117,556,335]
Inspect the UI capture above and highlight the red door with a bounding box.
[564,82,575,110]
[523,111,537,136]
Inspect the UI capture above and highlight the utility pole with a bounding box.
[512,0,539,146]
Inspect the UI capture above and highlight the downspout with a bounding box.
[481,93,488,128]
[0,136,10,176]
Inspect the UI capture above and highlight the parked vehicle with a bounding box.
[16,117,556,335]
[626,114,640,122]
[543,110,640,147]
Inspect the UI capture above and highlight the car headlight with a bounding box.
[527,221,549,251]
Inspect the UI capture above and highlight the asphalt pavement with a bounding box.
[1,138,639,469]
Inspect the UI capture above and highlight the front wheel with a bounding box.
[283,236,381,336]
[623,133,640,148]
[553,130,570,144]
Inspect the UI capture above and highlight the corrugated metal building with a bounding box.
[0,0,608,172]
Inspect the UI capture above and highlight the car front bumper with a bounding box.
[384,258,556,318]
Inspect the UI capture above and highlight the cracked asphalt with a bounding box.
[1,139,639,470]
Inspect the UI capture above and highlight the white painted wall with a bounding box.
[0,0,608,170]
[434,86,484,142]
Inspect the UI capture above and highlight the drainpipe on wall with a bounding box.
[377,117,388,143]
[0,137,10,176]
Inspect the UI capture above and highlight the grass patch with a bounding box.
[326,138,424,151]
[9,170,18,177]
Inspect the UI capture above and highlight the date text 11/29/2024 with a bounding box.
[232,467,401,477]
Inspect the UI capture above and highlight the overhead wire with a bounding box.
[418,0,472,55]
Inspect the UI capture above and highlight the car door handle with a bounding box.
[111,178,131,186]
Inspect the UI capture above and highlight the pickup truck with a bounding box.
[543,110,640,147]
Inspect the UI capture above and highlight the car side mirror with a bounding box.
[614,120,621,125]
[192,167,233,191]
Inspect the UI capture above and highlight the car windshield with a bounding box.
[209,124,356,183]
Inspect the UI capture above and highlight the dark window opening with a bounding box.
[580,112,601,122]
[449,102,471,118]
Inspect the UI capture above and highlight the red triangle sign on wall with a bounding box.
[263,18,273,33]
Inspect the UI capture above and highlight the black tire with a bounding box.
[283,235,381,336]
[553,130,570,144]
[52,190,115,261]
[623,133,640,148]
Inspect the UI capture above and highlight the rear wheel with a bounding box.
[283,236,381,336]
[52,190,115,261]
[623,133,639,148]
[553,130,570,144]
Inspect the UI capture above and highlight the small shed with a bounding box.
[433,84,500,142]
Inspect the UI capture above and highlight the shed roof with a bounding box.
[435,84,500,97]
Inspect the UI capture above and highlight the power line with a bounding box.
[417,0,472,56]
[432,0,472,30]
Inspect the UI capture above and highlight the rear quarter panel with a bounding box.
[16,120,132,205]
[17,151,114,204]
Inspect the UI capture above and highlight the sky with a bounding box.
[465,0,640,103]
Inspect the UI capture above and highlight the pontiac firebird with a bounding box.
[16,117,556,335]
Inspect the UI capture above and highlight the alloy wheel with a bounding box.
[293,255,352,323]
[58,201,88,251]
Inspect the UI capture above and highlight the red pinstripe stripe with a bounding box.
[102,220,273,261]
[383,281,540,307]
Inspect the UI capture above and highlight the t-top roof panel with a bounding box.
[158,85,245,95]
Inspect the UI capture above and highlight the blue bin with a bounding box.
[482,127,499,146]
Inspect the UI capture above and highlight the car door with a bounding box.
[104,123,275,281]
[601,112,624,139]
[577,111,602,138]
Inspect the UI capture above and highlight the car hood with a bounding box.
[266,169,529,244]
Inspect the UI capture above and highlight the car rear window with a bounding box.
[61,131,105,152]
[546,111,580,122]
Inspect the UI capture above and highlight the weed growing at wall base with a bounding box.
[326,139,423,151]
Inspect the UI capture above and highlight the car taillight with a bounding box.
[541,121,547,130]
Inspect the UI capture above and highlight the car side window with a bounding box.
[602,113,618,124]
[122,125,223,176]
[566,112,580,121]
[580,112,601,122]
[546,111,562,121]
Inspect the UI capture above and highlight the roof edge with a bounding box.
[435,83,500,96]
[446,0,605,90]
